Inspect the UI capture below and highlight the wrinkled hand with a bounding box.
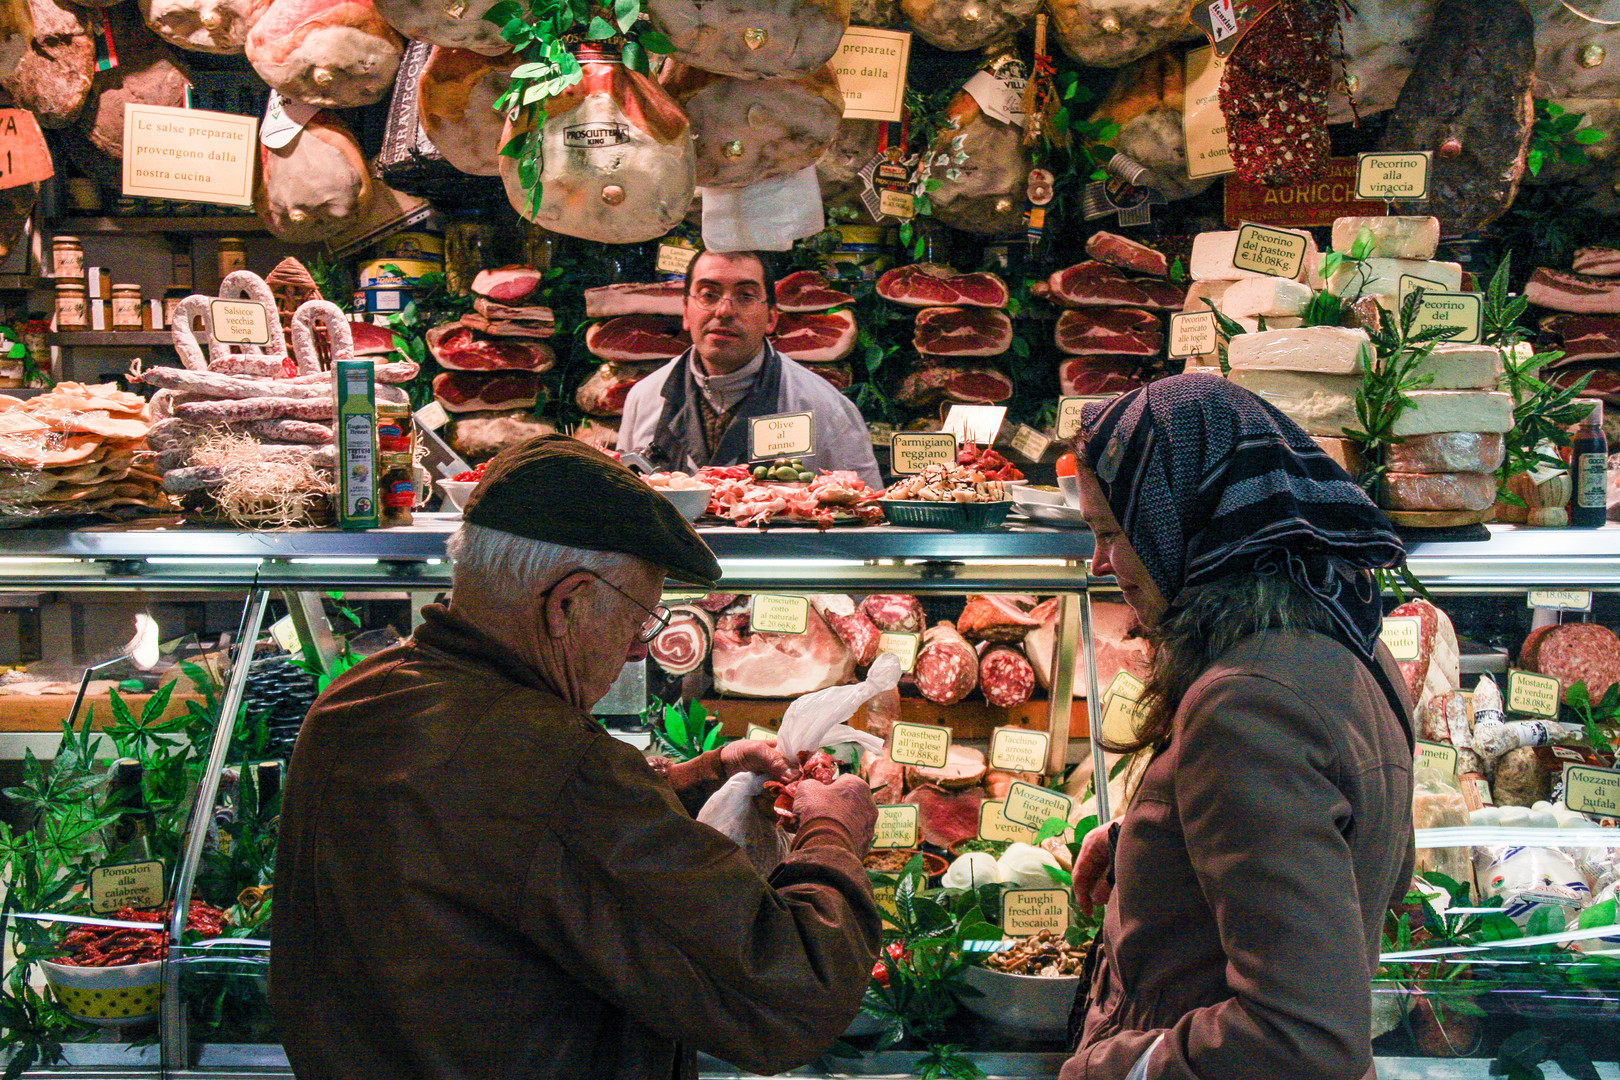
[1073,822,1114,918]
[720,737,797,783]
[793,775,878,853]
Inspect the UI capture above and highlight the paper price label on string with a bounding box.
[751,594,809,635]
[1169,311,1220,358]
[890,432,956,474]
[1408,291,1483,345]
[1380,617,1422,661]
[1565,765,1620,819]
[89,860,165,914]
[746,724,777,742]
[873,803,919,848]
[656,244,699,275]
[890,721,952,769]
[1356,152,1431,201]
[0,110,54,190]
[1010,424,1051,462]
[749,411,813,460]
[1003,781,1073,829]
[978,799,1038,842]
[1231,223,1309,279]
[1415,740,1459,776]
[1003,888,1071,935]
[1527,590,1593,612]
[209,299,271,345]
[877,631,920,672]
[260,90,319,149]
[990,727,1050,773]
[878,188,916,219]
[1507,670,1562,719]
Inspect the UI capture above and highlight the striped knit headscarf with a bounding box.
[1078,372,1405,667]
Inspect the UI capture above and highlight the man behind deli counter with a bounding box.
[618,249,883,489]
[271,435,882,1080]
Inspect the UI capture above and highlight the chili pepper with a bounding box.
[871,960,888,987]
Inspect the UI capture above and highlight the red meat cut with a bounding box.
[471,265,542,303]
[1526,268,1620,314]
[862,594,925,633]
[979,644,1036,708]
[770,309,857,362]
[1048,261,1186,310]
[860,752,906,804]
[1539,313,1620,363]
[1054,308,1164,357]
[1574,248,1620,277]
[649,605,714,675]
[585,315,691,362]
[913,307,1014,357]
[877,265,1010,309]
[584,280,687,318]
[897,362,1013,408]
[1521,622,1620,699]
[902,783,983,847]
[1084,232,1169,278]
[349,321,399,356]
[915,621,979,705]
[711,604,856,697]
[576,360,662,417]
[426,324,556,372]
[1059,356,1149,397]
[811,595,881,666]
[801,361,852,390]
[775,270,854,312]
[957,594,1042,643]
[432,371,542,412]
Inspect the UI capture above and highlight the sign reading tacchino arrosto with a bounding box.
[121,104,259,208]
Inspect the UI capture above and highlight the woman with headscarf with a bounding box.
[1062,373,1416,1080]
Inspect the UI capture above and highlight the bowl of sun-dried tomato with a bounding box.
[39,958,164,1027]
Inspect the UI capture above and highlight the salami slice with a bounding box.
[811,595,880,666]
[915,620,978,705]
[979,644,1035,708]
[861,594,925,634]
[649,604,714,675]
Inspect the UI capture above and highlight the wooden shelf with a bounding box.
[702,696,1089,742]
[49,216,265,236]
[0,690,201,732]
[51,332,173,346]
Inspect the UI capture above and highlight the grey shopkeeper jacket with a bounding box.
[618,344,883,489]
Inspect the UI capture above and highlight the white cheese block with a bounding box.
[1329,258,1462,299]
[1411,343,1503,390]
[1386,432,1505,474]
[1232,316,1304,332]
[1220,277,1315,319]
[1183,280,1234,313]
[1331,216,1441,260]
[1381,470,1498,512]
[1190,228,1317,282]
[1389,390,1515,436]
[1228,369,1363,436]
[1226,326,1372,375]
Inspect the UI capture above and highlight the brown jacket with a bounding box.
[1065,632,1415,1080]
[271,605,881,1080]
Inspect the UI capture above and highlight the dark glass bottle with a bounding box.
[102,758,156,863]
[1571,401,1608,528]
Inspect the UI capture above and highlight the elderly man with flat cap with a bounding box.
[271,435,881,1080]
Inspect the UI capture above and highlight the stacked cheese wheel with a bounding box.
[1048,232,1186,398]
[1182,224,1321,366]
[877,266,1014,420]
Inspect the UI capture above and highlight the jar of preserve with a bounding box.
[217,238,247,278]
[378,454,415,527]
[52,236,84,279]
[376,402,412,453]
[55,281,88,330]
[111,284,143,330]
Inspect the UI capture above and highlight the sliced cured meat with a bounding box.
[1522,622,1620,700]
[575,359,662,417]
[1539,314,1620,363]
[419,46,514,176]
[426,324,555,372]
[432,370,542,413]
[348,321,398,356]
[897,362,1013,409]
[979,644,1035,708]
[913,306,1013,358]
[585,315,690,362]
[800,360,852,390]
[373,0,506,54]
[1084,231,1169,277]
[711,604,856,697]
[1389,598,1460,710]
[661,61,844,189]
[1527,268,1620,314]
[471,265,541,303]
[902,783,983,848]
[861,594,924,633]
[1048,261,1184,310]
[585,279,687,318]
[810,595,881,667]
[253,113,372,244]
[244,0,403,108]
[646,0,848,79]
[775,270,853,312]
[1026,597,1148,693]
[915,620,978,705]
[1573,248,1620,278]
[649,604,713,675]
[696,593,740,613]
[459,312,555,340]
[904,745,986,790]
[1054,308,1163,357]
[877,265,1009,309]
[449,409,555,459]
[474,297,555,325]
[859,751,905,804]
[957,594,1042,643]
[770,309,857,363]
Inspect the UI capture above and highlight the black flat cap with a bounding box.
[462,435,722,587]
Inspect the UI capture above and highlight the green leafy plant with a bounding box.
[1316,226,1375,288]
[1345,290,1464,490]
[1528,101,1606,178]
[1563,680,1619,759]
[650,700,724,760]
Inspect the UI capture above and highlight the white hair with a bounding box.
[446,523,642,606]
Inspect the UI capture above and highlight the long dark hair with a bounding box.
[1099,572,1342,755]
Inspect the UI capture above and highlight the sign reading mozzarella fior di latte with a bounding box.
[209,299,272,345]
[89,860,166,914]
[979,799,1038,842]
[1169,311,1220,358]
[1231,223,1308,278]
[990,727,1050,773]
[1355,151,1432,200]
[873,803,919,848]
[1507,669,1562,718]
[1002,888,1071,936]
[832,28,912,122]
[1003,781,1073,829]
[1565,765,1620,819]
[890,432,956,474]
[122,104,257,207]
[890,721,952,769]
[1380,617,1422,661]
[749,411,813,459]
[1415,739,1459,776]
[751,594,809,635]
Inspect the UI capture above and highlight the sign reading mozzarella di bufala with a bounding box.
[122,103,257,207]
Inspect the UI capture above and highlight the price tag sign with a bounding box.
[1010,424,1051,462]
[873,803,920,848]
[414,401,450,432]
[269,615,303,656]
[0,110,54,190]
[1415,739,1459,776]
[1565,765,1620,819]
[1169,310,1220,358]
[890,431,956,474]
[876,631,920,672]
[1507,669,1563,719]
[1002,887,1071,936]
[751,594,809,635]
[745,724,777,742]
[748,411,813,460]
[1355,152,1432,201]
[0,411,49,436]
[656,243,699,275]
[1003,781,1074,829]
[1231,223,1308,279]
[1380,617,1422,662]
[1100,688,1148,745]
[1409,291,1483,345]
[990,727,1050,773]
[890,721,952,769]
[209,299,272,345]
[978,799,1038,842]
[259,90,318,149]
[878,188,916,219]
[88,860,166,914]
[1055,396,1094,441]
[1528,590,1594,612]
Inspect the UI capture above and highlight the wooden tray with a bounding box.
[1384,507,1495,529]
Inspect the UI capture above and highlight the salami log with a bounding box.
[649,604,713,675]
[861,593,925,633]
[247,418,332,444]
[176,396,335,423]
[915,620,978,705]
[979,644,1035,708]
[811,595,880,666]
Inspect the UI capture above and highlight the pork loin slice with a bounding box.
[373,0,506,55]
[244,0,403,108]
[876,265,1010,308]
[647,0,849,79]
[141,0,269,53]
[426,323,555,371]
[418,45,513,176]
[914,306,1013,358]
[471,265,541,303]
[661,61,844,189]
[432,370,542,413]
[1048,261,1185,309]
[1059,356,1150,397]
[253,113,372,244]
[903,783,983,847]
[585,315,689,362]
[957,594,1041,643]
[585,279,686,318]
[904,745,987,791]
[575,359,663,417]
[1054,308,1163,357]
[1084,231,1169,277]
[770,309,857,363]
[776,271,854,312]
[3,0,91,126]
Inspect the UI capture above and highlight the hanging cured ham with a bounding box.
[0,0,28,80]
[661,61,843,188]
[254,113,374,243]
[1091,49,1211,201]
[77,10,191,159]
[646,0,848,79]
[924,56,1031,237]
[2,0,92,126]
[901,0,1037,53]
[418,45,513,176]
[374,0,507,55]
[1048,0,1193,68]
[499,48,695,244]
[244,0,403,108]
[141,0,270,53]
